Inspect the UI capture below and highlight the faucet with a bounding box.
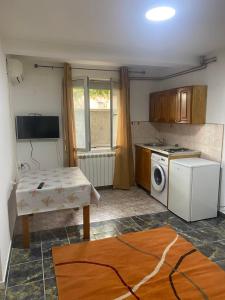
[155,137,166,145]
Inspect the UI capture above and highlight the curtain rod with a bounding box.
[34,64,145,74]
[34,56,217,80]
[129,57,217,81]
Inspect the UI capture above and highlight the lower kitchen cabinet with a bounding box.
[135,146,151,192]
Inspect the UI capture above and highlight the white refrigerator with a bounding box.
[168,158,220,221]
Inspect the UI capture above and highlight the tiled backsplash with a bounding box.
[131,121,158,145]
[131,122,224,162]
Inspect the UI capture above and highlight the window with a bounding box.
[73,78,119,151]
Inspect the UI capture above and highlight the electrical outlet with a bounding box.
[18,162,26,170]
[18,162,31,171]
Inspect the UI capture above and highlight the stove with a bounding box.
[163,147,191,154]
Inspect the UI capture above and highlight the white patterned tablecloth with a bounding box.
[16,167,100,216]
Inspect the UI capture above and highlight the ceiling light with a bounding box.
[145,6,176,21]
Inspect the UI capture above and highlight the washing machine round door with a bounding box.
[152,165,166,192]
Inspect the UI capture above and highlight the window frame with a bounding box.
[73,77,116,152]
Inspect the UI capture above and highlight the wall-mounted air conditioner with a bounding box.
[7,58,24,85]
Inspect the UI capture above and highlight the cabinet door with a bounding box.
[176,87,192,123]
[135,146,151,192]
[149,93,160,122]
[159,92,170,123]
[154,95,161,122]
[150,91,171,123]
[149,94,156,122]
[168,90,177,123]
[141,148,151,191]
[135,146,142,185]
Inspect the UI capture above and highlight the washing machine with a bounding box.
[151,153,169,206]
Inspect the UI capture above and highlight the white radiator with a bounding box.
[78,152,115,187]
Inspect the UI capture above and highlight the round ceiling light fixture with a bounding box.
[145,6,176,21]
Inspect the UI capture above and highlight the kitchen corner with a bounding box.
[135,142,201,194]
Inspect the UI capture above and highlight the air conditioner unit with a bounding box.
[7,58,24,85]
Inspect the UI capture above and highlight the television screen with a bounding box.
[16,116,59,139]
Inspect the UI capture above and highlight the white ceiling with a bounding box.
[1,0,225,67]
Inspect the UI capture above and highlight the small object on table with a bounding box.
[16,167,100,248]
[37,182,45,189]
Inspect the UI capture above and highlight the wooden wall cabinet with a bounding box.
[135,146,151,192]
[149,85,207,124]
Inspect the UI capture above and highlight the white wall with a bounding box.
[0,40,16,284]
[10,58,64,170]
[157,50,225,212]
[130,80,158,121]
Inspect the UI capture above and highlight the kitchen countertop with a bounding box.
[136,143,201,157]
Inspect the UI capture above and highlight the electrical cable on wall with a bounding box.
[56,140,60,167]
[29,140,41,169]
[56,139,63,167]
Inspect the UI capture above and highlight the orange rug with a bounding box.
[52,226,225,299]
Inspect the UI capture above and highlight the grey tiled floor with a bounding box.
[2,210,225,299]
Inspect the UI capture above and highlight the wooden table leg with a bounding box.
[83,205,90,240]
[22,215,30,248]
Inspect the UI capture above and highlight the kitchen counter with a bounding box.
[135,143,201,157]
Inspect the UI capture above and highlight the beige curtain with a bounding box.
[62,63,77,167]
[113,67,135,189]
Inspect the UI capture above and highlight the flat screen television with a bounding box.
[16,116,59,139]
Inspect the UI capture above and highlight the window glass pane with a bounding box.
[73,80,86,149]
[89,84,110,148]
[89,80,111,90]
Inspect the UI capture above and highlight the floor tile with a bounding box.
[116,226,140,235]
[167,217,193,233]
[10,243,41,265]
[42,239,69,259]
[216,259,225,270]
[194,226,225,242]
[40,228,67,242]
[114,218,141,233]
[43,258,55,280]
[6,280,44,300]
[90,222,116,235]
[178,230,205,246]
[204,216,225,227]
[138,212,172,229]
[66,225,100,241]
[12,232,41,248]
[114,217,138,227]
[94,231,118,240]
[131,216,153,229]
[196,241,225,261]
[7,260,43,287]
[45,277,58,300]
[69,236,84,244]
[66,225,82,239]
[0,288,5,300]
[187,219,215,230]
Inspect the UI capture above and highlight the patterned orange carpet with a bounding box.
[52,226,225,299]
